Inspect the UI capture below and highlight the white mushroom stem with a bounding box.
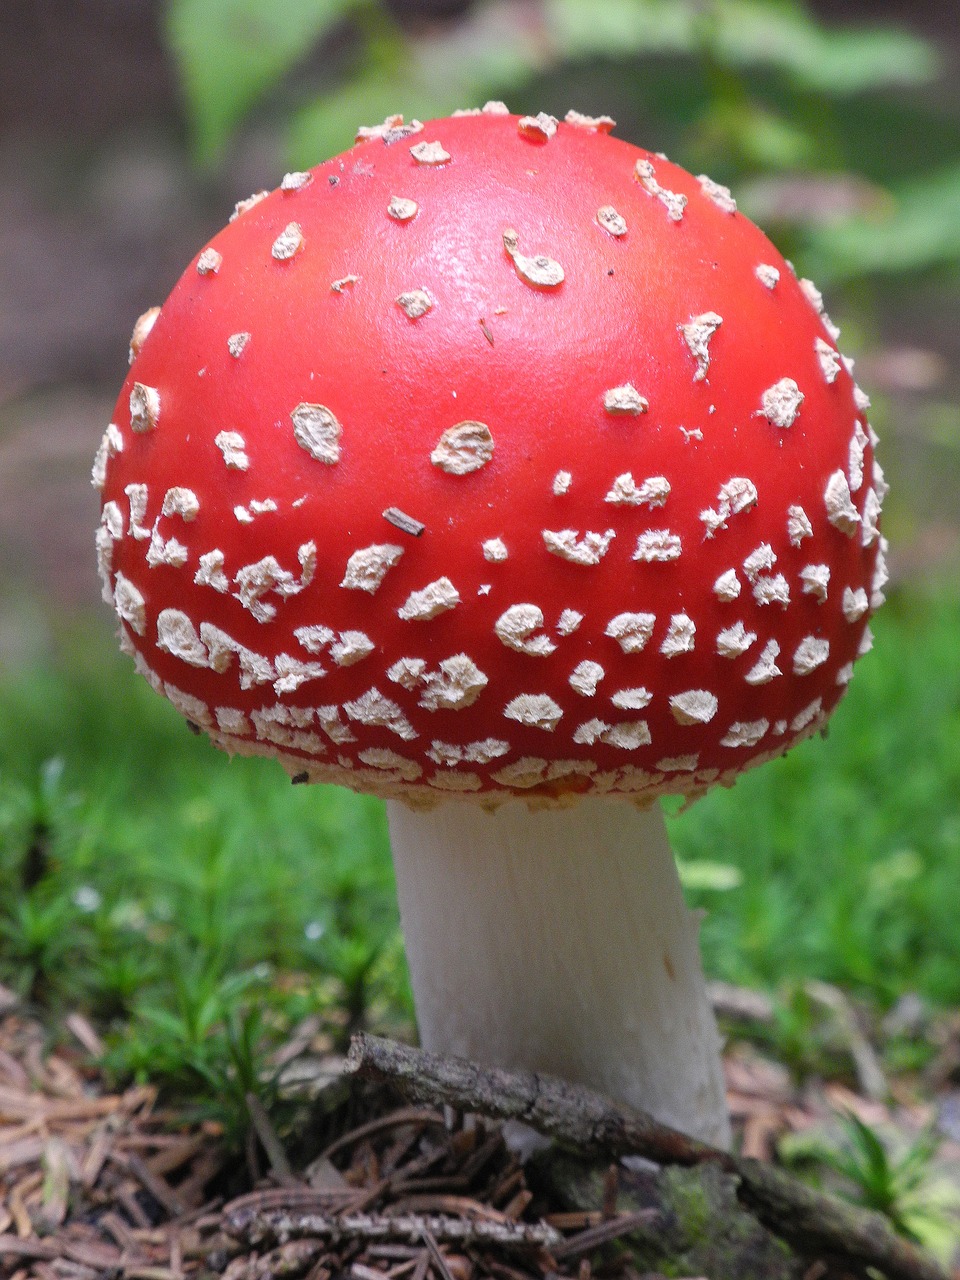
[386,795,731,1149]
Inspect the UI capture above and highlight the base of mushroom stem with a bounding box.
[386,795,731,1150]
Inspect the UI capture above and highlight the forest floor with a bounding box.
[2,981,959,1280]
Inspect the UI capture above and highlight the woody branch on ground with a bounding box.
[346,1033,950,1280]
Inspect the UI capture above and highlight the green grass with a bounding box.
[669,585,960,1007]
[0,622,411,1130]
[0,584,958,1123]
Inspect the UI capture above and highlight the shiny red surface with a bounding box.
[99,112,882,799]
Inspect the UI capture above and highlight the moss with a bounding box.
[661,1162,714,1239]
[656,1163,799,1279]
[531,1151,801,1280]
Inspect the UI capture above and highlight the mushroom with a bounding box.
[94,110,886,1147]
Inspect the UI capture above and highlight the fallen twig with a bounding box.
[421,1224,460,1280]
[316,1106,446,1163]
[347,1033,949,1280]
[804,979,888,1102]
[111,1148,186,1218]
[706,980,776,1024]
[223,1206,564,1252]
[246,1090,295,1184]
[550,1211,660,1261]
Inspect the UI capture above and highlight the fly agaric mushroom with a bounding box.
[94,107,887,1147]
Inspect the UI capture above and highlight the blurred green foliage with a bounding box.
[669,588,960,1007]
[167,0,356,163]
[781,1112,960,1258]
[0,618,410,1128]
[163,0,960,282]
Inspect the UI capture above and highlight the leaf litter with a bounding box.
[1,981,959,1278]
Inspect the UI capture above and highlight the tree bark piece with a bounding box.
[347,1034,950,1280]
[223,1206,565,1252]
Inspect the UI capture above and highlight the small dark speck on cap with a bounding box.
[292,771,309,785]
[608,268,614,276]
[384,506,426,537]
[186,721,201,736]
[329,175,339,186]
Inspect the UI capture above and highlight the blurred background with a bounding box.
[2,0,959,645]
[1,2,959,1221]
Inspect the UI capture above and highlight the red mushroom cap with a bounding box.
[94,108,887,805]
